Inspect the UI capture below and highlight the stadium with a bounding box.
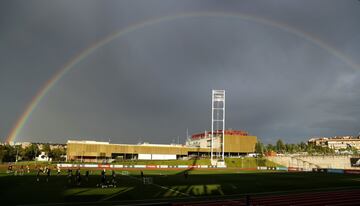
[66,130,257,162]
[66,90,258,164]
[2,90,360,206]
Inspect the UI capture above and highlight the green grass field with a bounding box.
[1,167,360,206]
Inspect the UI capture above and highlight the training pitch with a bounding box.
[1,167,360,206]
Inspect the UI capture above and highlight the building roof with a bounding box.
[191,130,249,139]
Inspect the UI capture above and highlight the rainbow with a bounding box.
[6,11,360,143]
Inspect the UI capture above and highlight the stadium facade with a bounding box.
[66,130,257,162]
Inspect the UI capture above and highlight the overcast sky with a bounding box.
[1,0,360,144]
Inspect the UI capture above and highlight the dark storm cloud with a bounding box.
[1,0,359,144]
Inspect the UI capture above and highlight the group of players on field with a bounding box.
[6,164,118,187]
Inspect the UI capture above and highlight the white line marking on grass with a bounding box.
[120,174,242,206]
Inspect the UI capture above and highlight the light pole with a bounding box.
[15,146,18,163]
[211,90,225,162]
[34,146,37,162]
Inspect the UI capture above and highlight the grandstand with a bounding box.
[66,130,257,162]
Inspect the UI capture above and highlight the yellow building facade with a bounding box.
[67,135,257,161]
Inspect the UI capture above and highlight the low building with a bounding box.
[36,152,51,161]
[67,130,257,162]
[308,136,360,150]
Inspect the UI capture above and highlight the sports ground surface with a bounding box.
[1,166,360,206]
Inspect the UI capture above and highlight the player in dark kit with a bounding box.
[36,168,41,182]
[7,164,13,174]
[111,170,117,186]
[184,171,188,179]
[46,168,51,182]
[100,169,106,187]
[67,169,72,183]
[76,170,81,185]
[85,170,89,181]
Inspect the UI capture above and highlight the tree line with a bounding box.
[0,143,66,162]
[255,139,337,156]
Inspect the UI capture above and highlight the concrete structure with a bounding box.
[308,136,360,150]
[66,132,257,162]
[267,155,355,170]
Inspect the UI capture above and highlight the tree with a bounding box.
[0,145,16,162]
[276,139,286,153]
[24,144,40,160]
[266,144,275,152]
[14,145,24,161]
[42,144,51,156]
[299,142,307,152]
[50,148,66,161]
[255,141,265,156]
[0,146,4,162]
[285,144,292,153]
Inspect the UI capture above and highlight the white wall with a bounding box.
[138,154,152,160]
[138,154,176,160]
[151,154,176,160]
[267,155,353,169]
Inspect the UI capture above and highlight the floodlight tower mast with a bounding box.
[211,90,225,161]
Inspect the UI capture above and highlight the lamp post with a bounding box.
[15,146,18,163]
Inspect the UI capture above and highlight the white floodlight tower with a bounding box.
[211,90,225,161]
